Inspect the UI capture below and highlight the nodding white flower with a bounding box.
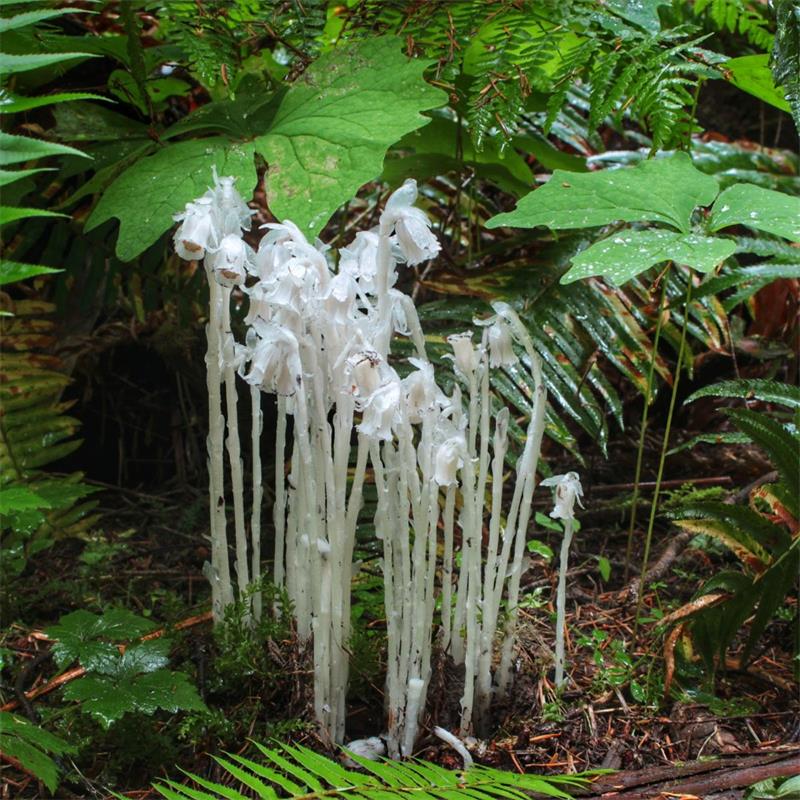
[346,350,383,400]
[242,322,301,396]
[174,196,217,260]
[447,332,479,377]
[358,378,401,440]
[323,271,358,326]
[211,172,253,235]
[260,220,309,248]
[433,431,468,486]
[254,238,292,282]
[339,230,380,294]
[207,233,253,287]
[487,318,518,368]
[402,358,445,424]
[540,472,584,521]
[381,179,440,266]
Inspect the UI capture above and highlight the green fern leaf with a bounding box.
[685,379,800,409]
[155,742,592,800]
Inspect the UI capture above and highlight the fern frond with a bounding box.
[155,742,592,800]
[0,298,97,543]
[771,0,800,132]
[694,0,775,50]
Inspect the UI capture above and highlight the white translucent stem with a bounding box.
[452,371,479,666]
[458,449,479,736]
[401,678,425,758]
[204,270,233,623]
[440,485,456,654]
[497,370,547,694]
[371,439,401,759]
[375,219,394,357]
[475,407,509,732]
[332,400,356,744]
[221,290,249,604]
[273,395,287,590]
[250,384,263,621]
[554,518,574,689]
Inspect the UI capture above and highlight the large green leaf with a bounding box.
[563,230,736,285]
[84,138,257,261]
[606,0,669,34]
[486,153,719,233]
[254,36,446,234]
[0,485,49,514]
[709,183,800,241]
[0,131,89,165]
[724,54,793,113]
[45,608,158,668]
[64,670,206,728]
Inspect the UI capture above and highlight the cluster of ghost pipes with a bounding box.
[173,172,583,757]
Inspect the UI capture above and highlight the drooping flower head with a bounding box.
[241,320,302,396]
[381,179,441,266]
[358,378,401,441]
[540,472,584,521]
[402,358,446,424]
[173,196,217,260]
[487,318,518,368]
[346,350,384,400]
[207,233,254,287]
[446,331,479,378]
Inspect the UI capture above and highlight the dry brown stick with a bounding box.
[580,752,800,800]
[577,750,799,796]
[620,530,694,602]
[0,611,212,713]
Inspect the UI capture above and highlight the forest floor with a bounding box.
[3,394,799,799]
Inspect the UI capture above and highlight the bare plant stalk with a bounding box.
[273,396,288,590]
[250,383,263,620]
[221,289,250,605]
[204,269,234,623]
[440,484,456,654]
[475,407,509,732]
[554,517,574,688]
[496,363,547,695]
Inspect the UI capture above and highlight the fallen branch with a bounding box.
[1,611,212,713]
[577,750,800,799]
[620,530,693,602]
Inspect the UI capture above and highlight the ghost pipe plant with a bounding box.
[443,305,548,737]
[173,172,255,624]
[540,472,584,689]
[174,174,549,752]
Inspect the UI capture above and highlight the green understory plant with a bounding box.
[0,0,102,588]
[44,608,206,728]
[486,151,800,594]
[664,379,800,673]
